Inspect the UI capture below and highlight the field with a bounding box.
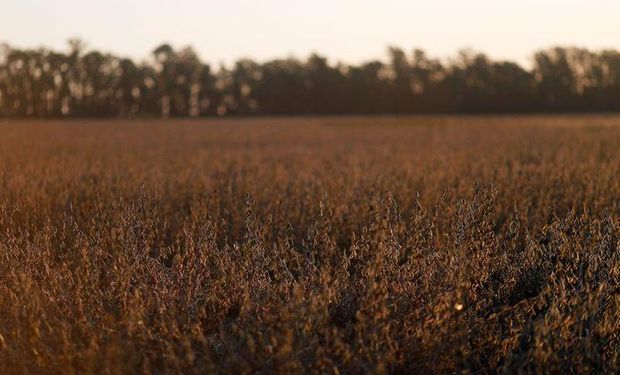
[0,116,619,373]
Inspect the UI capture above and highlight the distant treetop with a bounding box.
[1,41,619,117]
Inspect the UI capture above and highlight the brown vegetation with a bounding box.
[0,116,619,373]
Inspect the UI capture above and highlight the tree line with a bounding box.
[1,40,620,118]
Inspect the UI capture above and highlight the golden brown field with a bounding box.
[0,116,619,374]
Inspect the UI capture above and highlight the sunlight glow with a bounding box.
[2,0,620,66]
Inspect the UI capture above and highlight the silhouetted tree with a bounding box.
[231,59,262,115]
[1,41,620,117]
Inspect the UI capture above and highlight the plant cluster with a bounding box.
[0,116,618,373]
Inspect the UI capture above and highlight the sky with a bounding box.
[2,0,620,67]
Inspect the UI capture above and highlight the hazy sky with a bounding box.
[2,0,619,66]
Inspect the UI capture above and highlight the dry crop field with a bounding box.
[0,116,619,373]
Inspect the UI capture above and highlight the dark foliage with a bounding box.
[2,42,620,117]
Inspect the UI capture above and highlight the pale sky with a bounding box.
[2,0,619,67]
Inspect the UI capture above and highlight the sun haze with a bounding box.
[2,0,619,64]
